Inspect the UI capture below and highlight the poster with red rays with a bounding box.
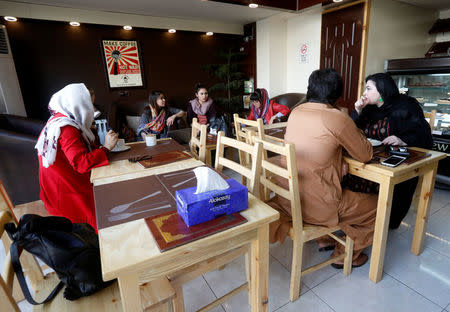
[102,40,143,88]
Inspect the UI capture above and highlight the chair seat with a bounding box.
[34,272,175,311]
[14,200,49,220]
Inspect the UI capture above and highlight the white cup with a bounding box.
[116,138,125,147]
[145,134,157,146]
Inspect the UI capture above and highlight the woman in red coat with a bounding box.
[35,83,118,230]
[247,88,290,125]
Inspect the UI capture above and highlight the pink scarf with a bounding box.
[190,98,213,116]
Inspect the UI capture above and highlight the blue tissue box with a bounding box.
[175,179,248,227]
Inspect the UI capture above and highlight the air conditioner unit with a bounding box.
[0,25,26,116]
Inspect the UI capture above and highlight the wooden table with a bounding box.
[93,152,279,311]
[344,147,446,283]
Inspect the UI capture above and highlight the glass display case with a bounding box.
[386,57,450,188]
[391,73,450,134]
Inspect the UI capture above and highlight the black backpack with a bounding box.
[5,214,114,304]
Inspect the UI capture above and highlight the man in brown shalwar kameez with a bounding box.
[270,68,378,267]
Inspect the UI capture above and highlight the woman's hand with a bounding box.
[382,135,407,146]
[354,96,368,115]
[166,115,176,127]
[269,116,276,125]
[104,130,118,150]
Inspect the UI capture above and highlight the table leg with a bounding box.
[118,273,141,311]
[250,224,269,312]
[369,176,395,283]
[411,163,438,255]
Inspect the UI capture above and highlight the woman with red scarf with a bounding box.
[137,91,186,140]
[247,88,290,125]
[36,83,119,230]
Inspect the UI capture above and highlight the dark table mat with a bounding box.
[265,127,286,139]
[94,175,176,229]
[138,150,192,169]
[108,139,186,162]
[371,146,431,165]
[94,165,229,229]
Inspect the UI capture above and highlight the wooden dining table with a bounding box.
[92,141,279,311]
[344,147,446,283]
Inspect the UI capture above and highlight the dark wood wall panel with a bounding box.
[2,18,243,129]
[320,3,364,112]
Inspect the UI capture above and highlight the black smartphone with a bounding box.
[381,155,407,167]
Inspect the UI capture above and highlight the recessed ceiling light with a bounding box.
[4,16,17,22]
[69,21,80,27]
[168,29,176,33]
[123,25,132,30]
[206,32,213,36]
[333,0,343,2]
[248,3,258,8]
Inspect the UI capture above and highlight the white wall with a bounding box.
[257,7,321,97]
[286,5,322,93]
[365,0,437,75]
[0,0,243,34]
[256,14,288,97]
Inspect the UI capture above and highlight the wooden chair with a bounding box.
[424,109,436,131]
[0,179,175,312]
[167,132,262,312]
[413,109,437,212]
[251,135,354,302]
[189,118,217,166]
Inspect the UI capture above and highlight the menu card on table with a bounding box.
[146,212,247,252]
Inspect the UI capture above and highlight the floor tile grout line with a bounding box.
[383,271,446,309]
[397,230,450,260]
[201,274,227,312]
[310,288,338,312]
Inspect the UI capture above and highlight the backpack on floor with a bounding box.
[5,214,114,304]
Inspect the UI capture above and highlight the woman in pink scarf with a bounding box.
[187,83,217,126]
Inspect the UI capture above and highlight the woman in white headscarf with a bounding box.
[36,83,118,230]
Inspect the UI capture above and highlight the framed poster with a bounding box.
[102,40,144,88]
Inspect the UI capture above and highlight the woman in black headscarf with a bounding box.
[348,73,433,229]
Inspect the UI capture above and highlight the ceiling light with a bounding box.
[333,0,343,2]
[69,21,80,27]
[206,32,213,36]
[123,25,132,30]
[168,29,176,33]
[4,16,17,22]
[248,3,258,8]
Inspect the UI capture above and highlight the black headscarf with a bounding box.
[351,73,433,149]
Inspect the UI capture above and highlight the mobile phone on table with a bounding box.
[380,155,407,167]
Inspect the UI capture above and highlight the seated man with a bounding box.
[272,68,377,267]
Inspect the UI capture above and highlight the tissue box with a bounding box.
[176,179,248,227]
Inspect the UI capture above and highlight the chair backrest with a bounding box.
[251,135,302,235]
[0,177,19,311]
[423,109,436,131]
[233,113,265,143]
[214,131,262,196]
[190,118,208,162]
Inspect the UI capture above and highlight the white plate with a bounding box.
[111,145,131,152]
[367,138,382,147]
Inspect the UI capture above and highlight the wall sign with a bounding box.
[102,40,144,88]
[299,43,309,64]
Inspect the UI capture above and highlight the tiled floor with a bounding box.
[4,170,450,311]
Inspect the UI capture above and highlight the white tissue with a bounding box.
[194,167,229,194]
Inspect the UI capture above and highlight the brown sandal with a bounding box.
[331,253,368,269]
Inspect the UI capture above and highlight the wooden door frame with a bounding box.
[322,0,371,100]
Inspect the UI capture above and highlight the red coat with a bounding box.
[247,100,290,124]
[38,117,109,230]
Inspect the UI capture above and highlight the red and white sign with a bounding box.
[299,43,309,64]
[102,40,143,88]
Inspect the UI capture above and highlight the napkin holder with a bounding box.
[175,179,248,227]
